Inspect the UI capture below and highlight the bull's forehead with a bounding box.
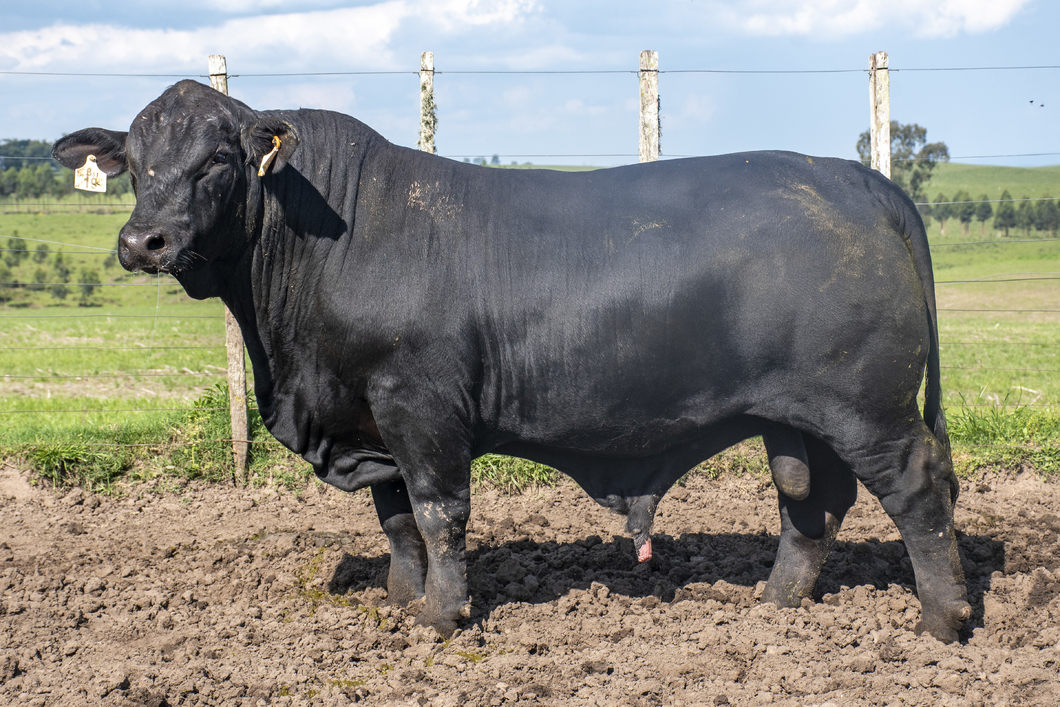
[127,81,246,165]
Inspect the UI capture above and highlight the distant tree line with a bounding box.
[0,233,109,305]
[0,138,132,199]
[921,192,1058,238]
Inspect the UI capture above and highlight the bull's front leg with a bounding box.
[405,482,472,637]
[371,480,428,607]
[372,381,476,637]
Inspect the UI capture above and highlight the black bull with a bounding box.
[53,80,971,641]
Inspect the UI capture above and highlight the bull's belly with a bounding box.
[487,414,766,499]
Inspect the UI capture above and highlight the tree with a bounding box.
[53,254,70,283]
[1035,197,1058,236]
[994,190,1017,237]
[1016,199,1036,236]
[29,267,47,292]
[16,167,43,199]
[0,138,59,171]
[857,121,949,201]
[33,244,50,263]
[933,193,952,237]
[0,168,18,197]
[953,190,975,236]
[3,236,27,269]
[0,263,13,298]
[79,268,101,306]
[918,200,933,228]
[975,195,993,237]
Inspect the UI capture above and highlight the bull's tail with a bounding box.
[924,308,950,457]
[897,192,950,456]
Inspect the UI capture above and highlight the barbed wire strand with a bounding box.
[5,64,1060,79]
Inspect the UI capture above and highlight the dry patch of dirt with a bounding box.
[1,464,1058,706]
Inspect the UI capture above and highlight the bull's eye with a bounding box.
[212,152,228,165]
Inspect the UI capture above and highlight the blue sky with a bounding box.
[1,1,1055,167]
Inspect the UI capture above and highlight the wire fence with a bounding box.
[2,54,1059,461]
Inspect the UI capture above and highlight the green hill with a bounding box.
[921,162,1060,202]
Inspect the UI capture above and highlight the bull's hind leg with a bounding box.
[762,433,857,607]
[852,427,970,642]
[371,480,428,607]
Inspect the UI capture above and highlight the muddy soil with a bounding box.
[1,462,1058,706]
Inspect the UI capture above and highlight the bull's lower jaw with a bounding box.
[119,261,160,275]
[118,252,164,275]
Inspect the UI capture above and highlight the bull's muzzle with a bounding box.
[118,229,167,274]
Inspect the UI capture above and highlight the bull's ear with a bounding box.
[52,128,129,176]
[242,117,298,176]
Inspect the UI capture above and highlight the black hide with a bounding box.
[52,80,970,641]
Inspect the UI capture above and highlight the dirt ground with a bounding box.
[1,461,1058,707]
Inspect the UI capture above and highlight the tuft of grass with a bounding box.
[471,454,558,492]
[26,442,125,492]
[949,404,1060,478]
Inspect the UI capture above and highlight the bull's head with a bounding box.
[52,80,296,299]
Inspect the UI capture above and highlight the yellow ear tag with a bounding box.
[74,155,107,193]
[257,136,282,177]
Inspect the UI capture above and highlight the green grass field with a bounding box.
[925,162,1060,202]
[2,161,1059,489]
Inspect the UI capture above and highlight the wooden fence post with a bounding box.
[418,52,437,154]
[869,51,890,179]
[208,54,250,484]
[639,50,660,163]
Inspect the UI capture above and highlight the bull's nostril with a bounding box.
[145,234,166,251]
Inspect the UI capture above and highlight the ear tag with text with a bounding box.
[74,155,107,193]
[257,136,282,177]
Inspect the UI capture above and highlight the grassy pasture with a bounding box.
[926,162,1060,201]
[2,161,1059,488]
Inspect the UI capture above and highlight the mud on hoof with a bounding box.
[760,578,813,608]
[413,601,469,639]
[383,585,425,609]
[915,599,973,644]
[383,570,426,609]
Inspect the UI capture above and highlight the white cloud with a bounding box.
[258,82,360,114]
[1,3,408,71]
[422,0,538,29]
[0,0,538,72]
[720,0,1033,38]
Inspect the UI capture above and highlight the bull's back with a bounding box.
[443,152,929,450]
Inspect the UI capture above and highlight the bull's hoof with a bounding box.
[414,611,458,639]
[412,597,469,639]
[760,578,811,608]
[383,583,425,609]
[915,600,972,644]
